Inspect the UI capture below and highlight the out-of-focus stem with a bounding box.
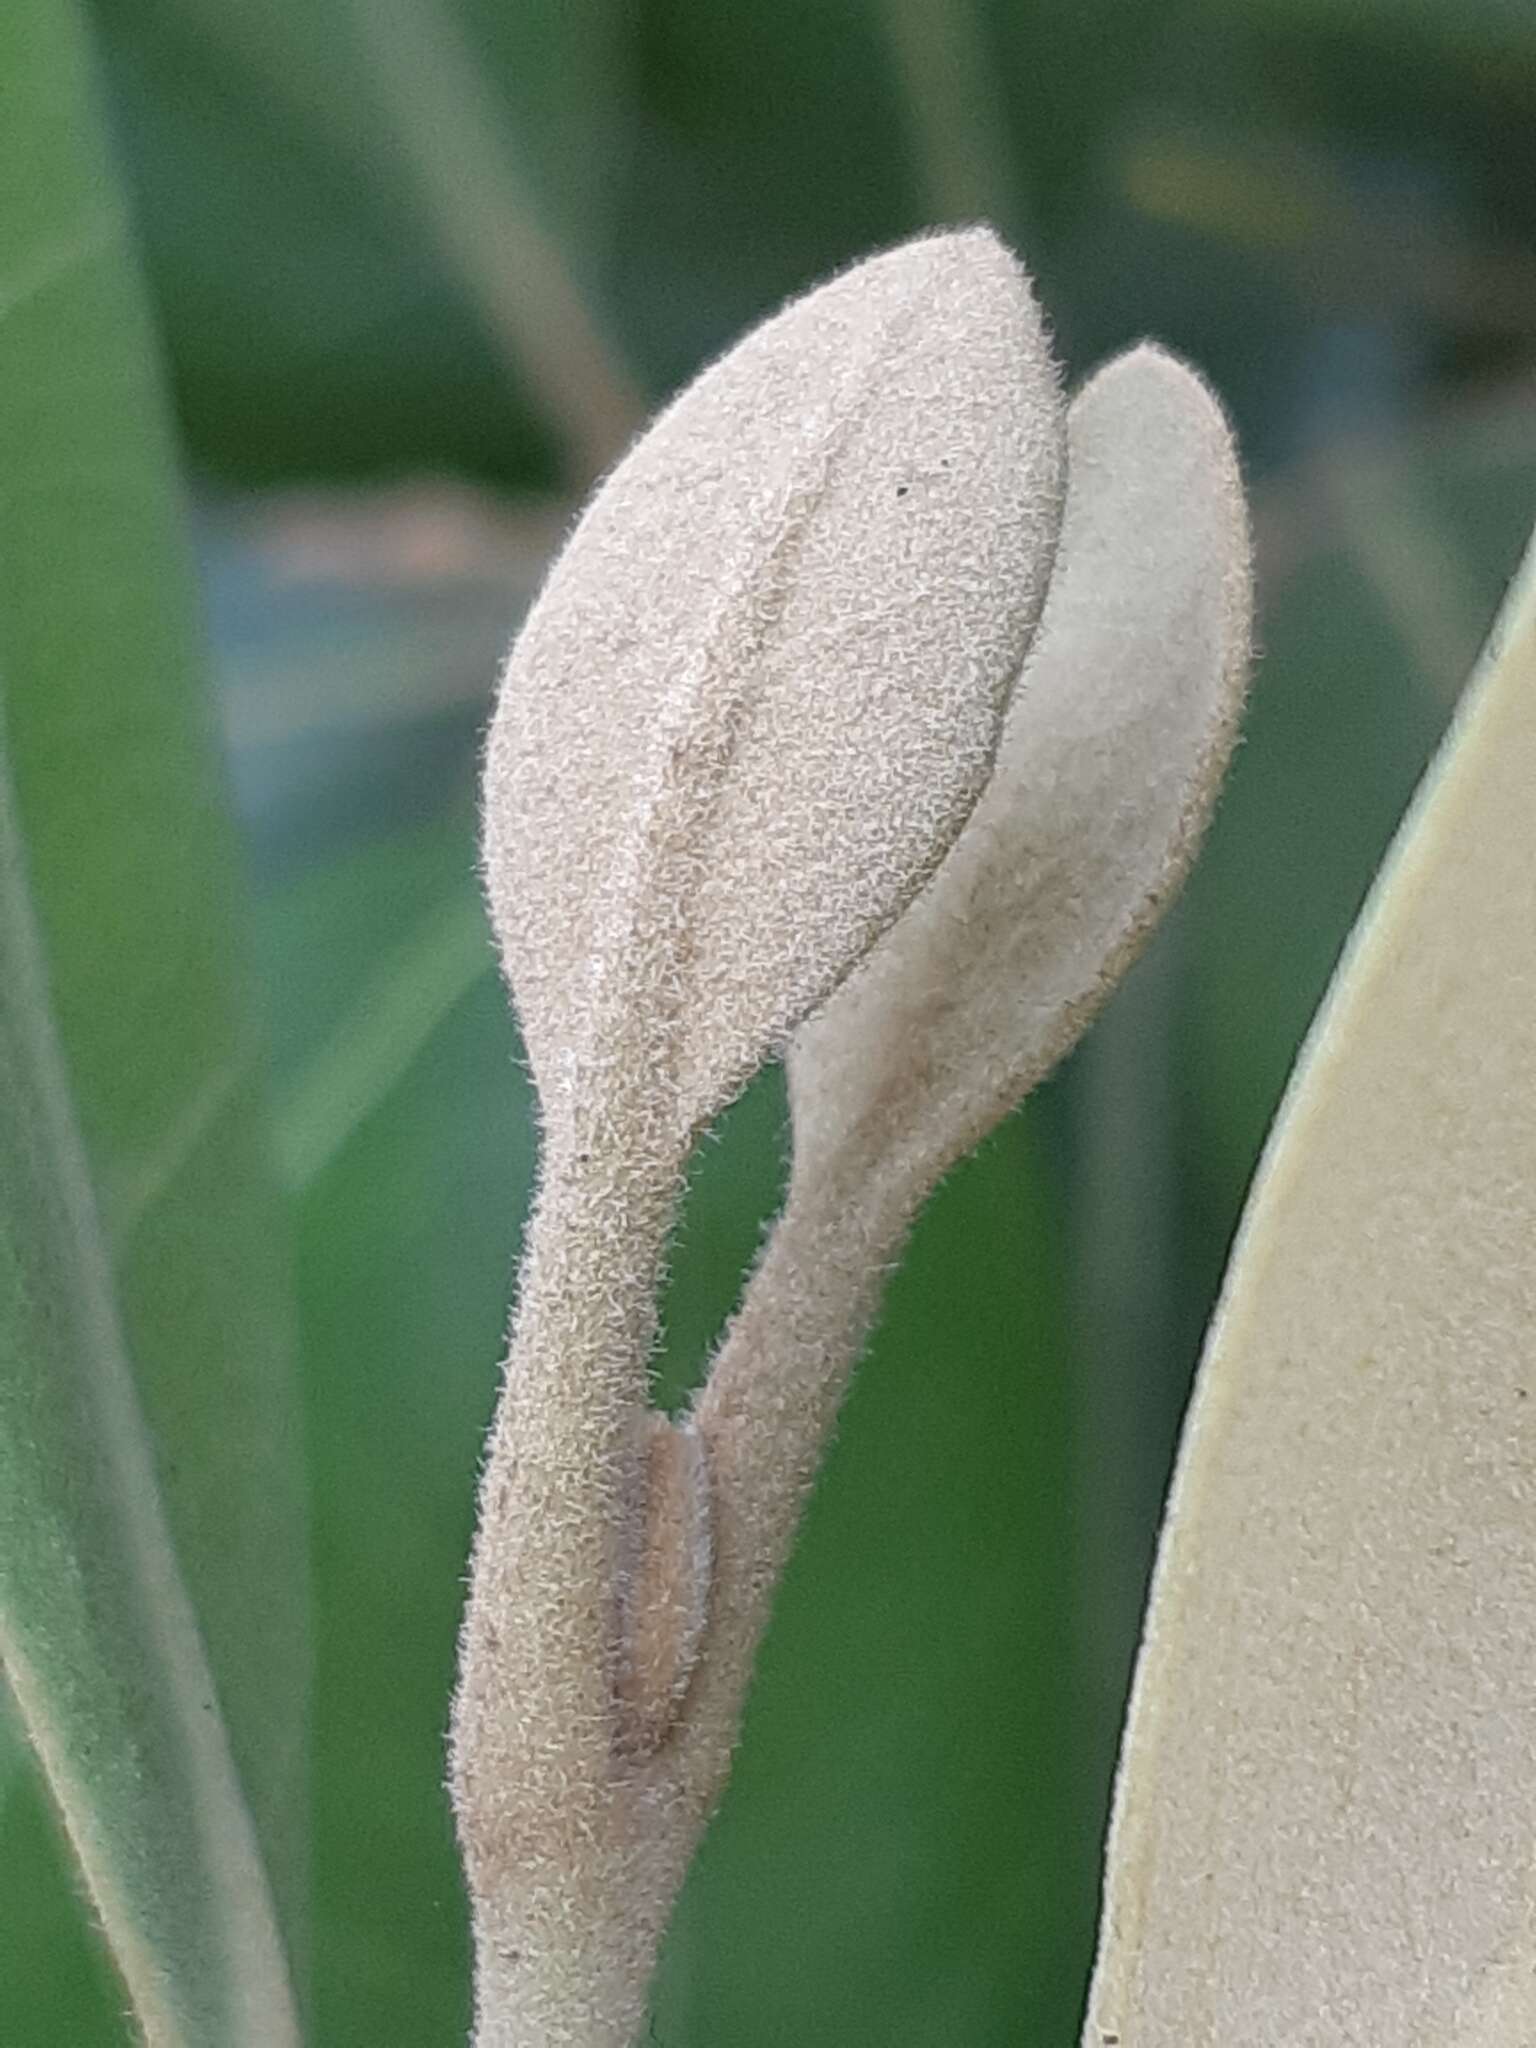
[345,0,646,486]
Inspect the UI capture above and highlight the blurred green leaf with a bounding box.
[0,2,305,2040]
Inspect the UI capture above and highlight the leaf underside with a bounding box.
[1087,531,1536,2046]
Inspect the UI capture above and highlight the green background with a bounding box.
[3,0,1535,2041]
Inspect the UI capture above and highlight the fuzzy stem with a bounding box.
[451,1115,686,2046]
[678,1167,911,1808]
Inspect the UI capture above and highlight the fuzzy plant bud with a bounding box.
[454,211,1256,2043]
[453,228,1067,2048]
[481,227,1065,1132]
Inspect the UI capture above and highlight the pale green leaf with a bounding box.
[0,2,305,2038]
[1086,526,1536,2045]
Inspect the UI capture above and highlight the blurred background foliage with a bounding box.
[2,0,1535,2041]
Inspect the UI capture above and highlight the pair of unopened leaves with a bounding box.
[453,223,1242,2046]
[459,223,1536,2048]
